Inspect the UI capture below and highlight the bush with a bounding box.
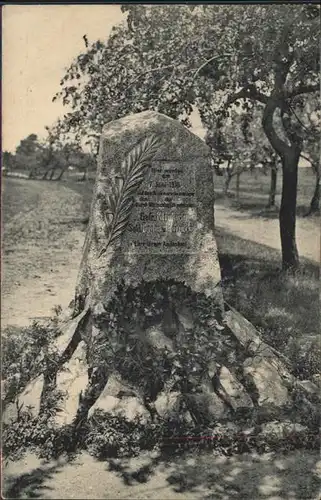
[83,411,320,461]
[2,320,60,407]
[90,279,227,405]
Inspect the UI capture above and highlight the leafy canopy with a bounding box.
[55,4,319,152]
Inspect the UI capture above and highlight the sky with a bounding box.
[2,4,205,153]
[2,5,125,152]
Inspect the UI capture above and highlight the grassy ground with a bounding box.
[217,229,319,377]
[214,166,318,216]
[1,178,89,326]
[212,167,320,376]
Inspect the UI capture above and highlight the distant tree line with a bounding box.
[2,126,96,182]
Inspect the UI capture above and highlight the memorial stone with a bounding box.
[76,110,223,310]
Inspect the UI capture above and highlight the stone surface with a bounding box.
[3,375,44,424]
[260,420,307,440]
[225,307,290,369]
[296,379,320,397]
[243,357,289,406]
[218,366,254,409]
[84,110,223,307]
[187,392,228,422]
[86,373,150,423]
[145,324,175,351]
[54,341,88,426]
[154,391,182,419]
[88,390,150,424]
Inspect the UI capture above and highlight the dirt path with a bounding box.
[1,234,83,328]
[3,449,321,499]
[2,179,87,328]
[215,204,319,264]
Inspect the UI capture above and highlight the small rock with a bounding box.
[88,375,150,423]
[260,420,307,440]
[176,306,194,331]
[187,392,228,422]
[155,391,181,419]
[145,324,174,351]
[243,357,289,406]
[312,374,321,388]
[3,374,44,423]
[105,373,136,398]
[218,366,254,409]
[54,341,88,426]
[296,379,320,398]
[89,391,150,424]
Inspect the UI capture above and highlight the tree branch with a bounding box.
[192,53,232,80]
[289,104,311,133]
[281,107,303,149]
[287,84,319,98]
[224,85,269,108]
[262,95,290,158]
[300,153,312,165]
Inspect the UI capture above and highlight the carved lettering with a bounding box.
[122,160,199,254]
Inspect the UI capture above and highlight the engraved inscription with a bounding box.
[122,160,200,254]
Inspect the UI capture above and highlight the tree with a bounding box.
[15,134,43,175]
[247,110,281,209]
[206,4,319,269]
[299,96,321,215]
[205,107,255,200]
[33,121,95,182]
[56,4,319,270]
[2,151,16,174]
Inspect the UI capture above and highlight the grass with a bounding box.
[216,228,319,377]
[214,167,318,218]
[213,167,319,376]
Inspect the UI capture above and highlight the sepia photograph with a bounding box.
[1,3,320,499]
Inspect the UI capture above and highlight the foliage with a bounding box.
[5,402,318,464]
[217,228,319,380]
[2,394,74,462]
[2,151,17,172]
[92,280,225,405]
[2,320,60,408]
[55,5,319,139]
[6,122,96,180]
[55,4,319,268]
[84,411,151,459]
[14,134,44,173]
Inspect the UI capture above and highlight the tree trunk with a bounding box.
[223,174,232,197]
[42,168,53,180]
[28,167,37,179]
[306,167,320,215]
[49,168,56,180]
[267,165,277,208]
[80,165,88,182]
[235,170,241,205]
[262,92,301,271]
[223,160,232,197]
[55,166,67,181]
[279,150,300,271]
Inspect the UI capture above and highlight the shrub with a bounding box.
[2,319,60,407]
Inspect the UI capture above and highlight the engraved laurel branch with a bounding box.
[98,134,163,257]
